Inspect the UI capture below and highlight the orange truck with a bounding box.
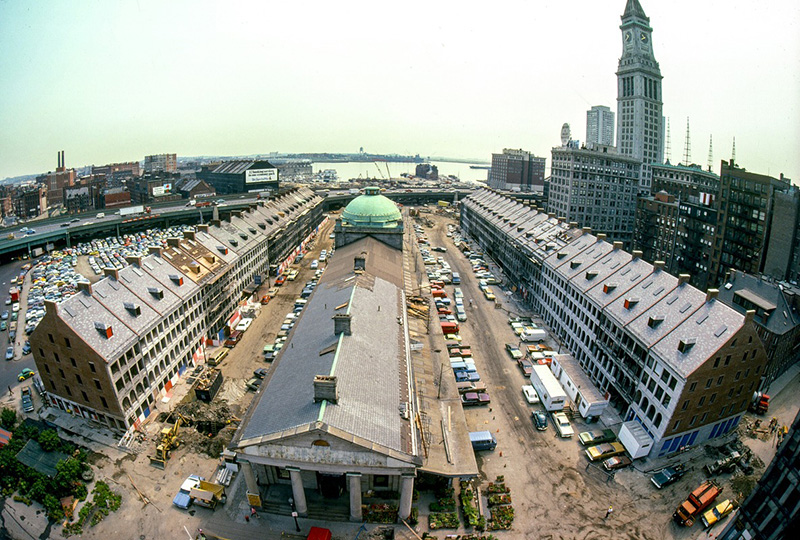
[673,481,722,526]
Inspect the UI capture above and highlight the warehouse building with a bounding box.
[461,188,768,457]
[30,188,324,432]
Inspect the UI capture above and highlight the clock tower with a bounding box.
[616,0,663,192]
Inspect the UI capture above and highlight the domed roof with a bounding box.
[341,187,402,228]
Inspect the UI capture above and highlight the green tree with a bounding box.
[55,458,84,493]
[38,429,60,452]
[0,408,15,429]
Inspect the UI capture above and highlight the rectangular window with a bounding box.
[705,378,712,389]
[689,415,697,426]
[681,400,689,411]
[54,353,60,363]
[713,357,720,368]
[59,368,65,379]
[100,396,108,409]
[689,382,697,392]
[94,380,101,390]
[65,386,72,396]
[65,338,71,348]
[76,374,82,385]
[717,376,724,386]
[698,396,706,407]
[48,334,54,343]
[673,420,681,430]
[71,358,77,367]
[710,393,717,404]
[81,391,88,402]
[701,412,708,423]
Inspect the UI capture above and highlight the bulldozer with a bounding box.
[149,415,184,469]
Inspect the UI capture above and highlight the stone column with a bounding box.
[241,460,261,506]
[287,467,308,516]
[398,474,415,521]
[347,473,362,521]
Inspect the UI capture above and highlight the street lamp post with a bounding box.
[289,498,300,532]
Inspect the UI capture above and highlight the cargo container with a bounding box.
[529,364,567,412]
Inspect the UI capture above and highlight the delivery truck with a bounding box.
[673,481,722,527]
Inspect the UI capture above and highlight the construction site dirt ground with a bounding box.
[3,211,799,540]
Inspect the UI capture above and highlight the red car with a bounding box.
[275,275,286,286]
[517,358,534,376]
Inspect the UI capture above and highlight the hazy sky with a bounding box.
[1,0,799,182]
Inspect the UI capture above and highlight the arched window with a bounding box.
[312,439,330,447]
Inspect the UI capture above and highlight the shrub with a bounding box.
[0,408,16,429]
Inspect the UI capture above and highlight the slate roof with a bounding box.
[623,0,649,21]
[117,264,183,316]
[56,290,138,361]
[238,236,414,457]
[718,270,800,336]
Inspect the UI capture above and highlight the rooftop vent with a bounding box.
[230,239,238,247]
[169,274,184,286]
[197,224,209,233]
[148,246,163,257]
[124,302,141,316]
[94,322,113,339]
[204,254,216,265]
[103,267,119,280]
[678,338,696,353]
[125,255,142,267]
[313,375,338,404]
[648,316,664,328]
[257,222,266,230]
[248,227,257,235]
[188,261,201,274]
[239,232,248,240]
[217,245,228,255]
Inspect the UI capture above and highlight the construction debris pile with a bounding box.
[407,296,430,320]
[173,400,241,458]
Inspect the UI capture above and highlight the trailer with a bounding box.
[189,480,227,509]
[119,205,145,217]
[529,364,567,412]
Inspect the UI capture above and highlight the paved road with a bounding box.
[0,259,36,399]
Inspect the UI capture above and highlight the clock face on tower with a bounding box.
[640,32,649,44]
[625,31,632,43]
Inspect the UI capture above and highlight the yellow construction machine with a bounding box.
[149,415,184,469]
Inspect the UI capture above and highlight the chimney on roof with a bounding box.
[569,222,578,228]
[103,267,119,280]
[45,299,58,313]
[197,224,209,233]
[613,241,623,250]
[334,313,352,336]
[148,246,163,257]
[596,233,607,241]
[167,237,181,248]
[77,281,92,295]
[210,219,221,227]
[125,255,142,267]
[582,227,591,234]
[548,213,556,219]
[183,230,195,241]
[231,210,243,219]
[653,261,665,271]
[632,250,643,260]
[678,274,691,285]
[706,289,719,302]
[745,309,755,322]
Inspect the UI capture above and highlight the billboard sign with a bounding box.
[152,183,172,196]
[245,168,277,184]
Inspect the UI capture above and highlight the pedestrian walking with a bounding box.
[604,505,613,520]
[7,386,12,396]
[251,506,259,518]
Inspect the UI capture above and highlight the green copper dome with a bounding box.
[341,187,402,228]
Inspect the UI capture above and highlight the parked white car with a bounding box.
[553,412,574,438]
[522,385,540,404]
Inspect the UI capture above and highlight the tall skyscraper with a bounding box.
[616,0,663,192]
[488,148,546,192]
[586,106,615,148]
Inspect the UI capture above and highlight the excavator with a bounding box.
[149,415,184,469]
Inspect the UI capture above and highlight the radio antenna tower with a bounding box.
[682,117,691,165]
[664,118,672,164]
[731,137,736,164]
[707,135,713,172]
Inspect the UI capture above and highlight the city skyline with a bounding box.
[1,0,798,183]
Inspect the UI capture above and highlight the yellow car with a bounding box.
[483,288,496,301]
[585,442,626,461]
[701,499,734,528]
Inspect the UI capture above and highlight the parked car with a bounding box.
[21,342,31,355]
[531,410,548,431]
[603,455,633,471]
[460,392,491,406]
[310,260,319,269]
[21,387,34,413]
[521,385,540,404]
[173,475,204,509]
[578,428,617,446]
[246,378,262,392]
[5,346,13,360]
[18,368,35,381]
[553,412,574,437]
[651,464,686,489]
[701,499,735,528]
[1,311,7,320]
[0,321,6,332]
[274,275,286,286]
[505,343,523,360]
[517,358,534,376]
[253,368,268,379]
[585,442,627,462]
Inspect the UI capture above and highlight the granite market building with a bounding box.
[460,188,768,457]
[230,188,477,521]
[196,159,279,196]
[29,188,324,433]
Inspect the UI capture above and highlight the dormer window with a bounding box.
[248,227,257,235]
[557,251,567,259]
[624,297,639,310]
[124,302,141,317]
[648,316,664,328]
[603,283,617,294]
[169,274,183,286]
[239,232,248,240]
[217,246,228,255]
[94,322,113,338]
[257,222,266,230]
[585,271,598,280]
[147,287,164,300]
[678,338,696,353]
[570,260,582,270]
[230,239,238,247]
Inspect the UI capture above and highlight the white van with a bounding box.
[521,328,547,342]
[96,212,105,218]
